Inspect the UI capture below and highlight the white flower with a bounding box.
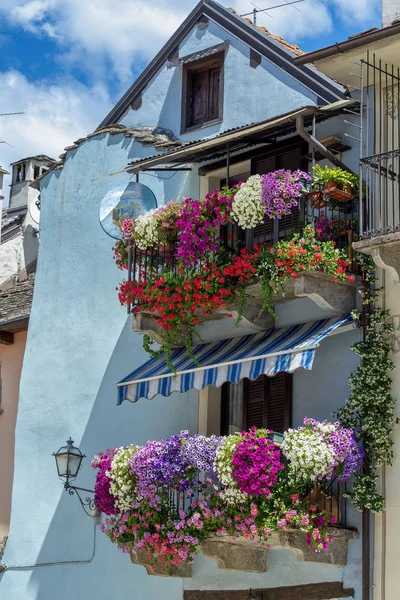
[133,209,160,249]
[231,175,266,229]
[282,429,335,481]
[108,445,138,511]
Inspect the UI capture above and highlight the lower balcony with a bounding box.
[117,470,358,578]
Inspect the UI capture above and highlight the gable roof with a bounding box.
[98,0,346,129]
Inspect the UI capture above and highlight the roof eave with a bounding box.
[294,22,400,66]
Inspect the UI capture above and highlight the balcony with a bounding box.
[354,149,400,283]
[353,55,400,282]
[125,469,358,578]
[126,191,360,346]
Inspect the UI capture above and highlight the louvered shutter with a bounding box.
[250,141,308,244]
[244,376,267,429]
[221,373,292,434]
[265,373,292,433]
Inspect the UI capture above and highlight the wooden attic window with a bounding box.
[182,53,224,132]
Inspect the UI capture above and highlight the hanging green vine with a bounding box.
[335,254,399,512]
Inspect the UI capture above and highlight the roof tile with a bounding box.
[228,7,305,57]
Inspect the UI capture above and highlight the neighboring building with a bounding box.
[294,5,400,599]
[0,276,34,541]
[0,154,56,287]
[0,2,369,599]
[0,155,54,552]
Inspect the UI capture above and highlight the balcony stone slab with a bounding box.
[130,549,193,577]
[353,232,400,285]
[201,528,357,572]
[124,527,357,577]
[133,272,358,346]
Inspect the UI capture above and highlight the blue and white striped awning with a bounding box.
[117,314,354,404]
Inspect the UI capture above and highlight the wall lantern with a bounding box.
[53,438,97,518]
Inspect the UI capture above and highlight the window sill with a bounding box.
[182,118,223,135]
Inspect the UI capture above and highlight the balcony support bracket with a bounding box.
[353,233,400,285]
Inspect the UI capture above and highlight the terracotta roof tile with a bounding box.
[228,7,305,57]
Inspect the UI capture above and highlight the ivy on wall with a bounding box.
[336,255,399,512]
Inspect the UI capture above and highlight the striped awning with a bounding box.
[117,314,354,404]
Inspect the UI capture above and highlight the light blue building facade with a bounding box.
[1,2,365,599]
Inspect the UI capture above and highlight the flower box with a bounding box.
[307,190,326,209]
[323,182,354,202]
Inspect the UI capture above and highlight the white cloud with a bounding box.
[0,0,382,207]
[0,70,112,205]
[330,0,381,26]
[0,0,350,85]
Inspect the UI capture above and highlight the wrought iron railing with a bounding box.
[128,191,359,293]
[360,150,400,238]
[165,469,350,529]
[359,54,400,238]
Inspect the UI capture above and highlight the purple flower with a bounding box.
[261,169,310,220]
[92,448,119,515]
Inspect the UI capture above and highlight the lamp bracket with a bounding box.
[65,484,98,519]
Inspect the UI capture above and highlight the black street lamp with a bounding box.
[53,438,97,518]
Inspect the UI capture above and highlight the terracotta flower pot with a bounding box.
[307,190,327,209]
[323,181,354,202]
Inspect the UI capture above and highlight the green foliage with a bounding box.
[335,256,399,512]
[312,164,360,195]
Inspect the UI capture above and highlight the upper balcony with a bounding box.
[353,54,400,282]
[117,178,360,347]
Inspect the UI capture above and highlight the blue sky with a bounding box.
[0,0,381,196]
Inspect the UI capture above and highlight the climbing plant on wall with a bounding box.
[335,254,399,512]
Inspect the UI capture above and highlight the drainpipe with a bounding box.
[295,114,355,173]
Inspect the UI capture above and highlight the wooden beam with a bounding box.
[0,331,14,345]
[184,582,354,600]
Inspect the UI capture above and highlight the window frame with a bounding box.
[181,51,225,133]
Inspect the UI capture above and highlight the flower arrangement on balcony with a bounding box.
[92,423,362,573]
[113,170,357,364]
[118,225,353,365]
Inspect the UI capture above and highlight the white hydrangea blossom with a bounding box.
[107,445,138,512]
[133,209,160,249]
[214,435,247,504]
[282,429,335,481]
[231,175,265,229]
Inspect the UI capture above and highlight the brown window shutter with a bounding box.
[246,373,292,433]
[244,377,267,429]
[221,373,292,435]
[209,66,220,121]
[266,372,292,433]
[250,142,308,244]
[191,69,210,125]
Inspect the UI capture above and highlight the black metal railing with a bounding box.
[164,470,350,529]
[128,192,359,293]
[361,149,400,238]
[359,54,400,238]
